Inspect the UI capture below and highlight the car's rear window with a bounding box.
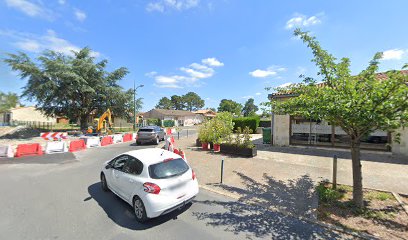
[148,158,189,179]
[139,128,154,132]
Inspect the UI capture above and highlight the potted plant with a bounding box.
[198,122,210,150]
[220,126,257,157]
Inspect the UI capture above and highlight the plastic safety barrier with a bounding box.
[45,141,68,154]
[101,136,113,146]
[69,140,86,152]
[0,145,14,158]
[122,133,133,142]
[15,143,43,157]
[81,137,100,148]
[132,133,137,141]
[112,134,123,143]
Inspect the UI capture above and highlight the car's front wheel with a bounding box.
[101,173,109,192]
[133,196,148,223]
[154,137,159,145]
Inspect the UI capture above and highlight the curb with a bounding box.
[392,192,408,216]
[199,184,377,240]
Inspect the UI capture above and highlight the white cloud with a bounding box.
[1,29,100,57]
[285,13,323,29]
[242,95,253,99]
[249,66,286,78]
[74,9,87,22]
[202,57,224,67]
[5,0,53,19]
[382,49,406,60]
[277,82,293,88]
[147,57,223,88]
[58,0,66,5]
[146,0,200,12]
[255,92,262,96]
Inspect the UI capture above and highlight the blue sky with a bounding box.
[1,0,408,112]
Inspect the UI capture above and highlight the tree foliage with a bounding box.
[4,47,137,129]
[155,97,173,109]
[218,99,243,116]
[155,92,205,111]
[0,92,22,112]
[242,98,259,117]
[265,29,408,207]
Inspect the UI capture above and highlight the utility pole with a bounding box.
[133,81,144,131]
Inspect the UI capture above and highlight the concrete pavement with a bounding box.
[0,141,350,240]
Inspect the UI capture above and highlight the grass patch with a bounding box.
[365,191,393,201]
[316,183,345,203]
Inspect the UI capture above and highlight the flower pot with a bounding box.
[213,144,220,152]
[220,143,257,157]
[201,142,209,150]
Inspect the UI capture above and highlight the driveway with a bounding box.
[0,141,350,239]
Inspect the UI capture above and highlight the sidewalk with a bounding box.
[168,134,408,219]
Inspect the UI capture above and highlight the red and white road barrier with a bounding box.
[40,132,68,141]
[80,137,100,148]
[111,134,123,143]
[45,141,68,154]
[0,145,14,158]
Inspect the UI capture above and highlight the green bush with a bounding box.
[316,184,344,203]
[163,120,175,127]
[233,116,260,133]
[147,118,160,126]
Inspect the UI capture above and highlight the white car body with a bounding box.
[101,148,199,220]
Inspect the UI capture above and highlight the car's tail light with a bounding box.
[192,169,196,180]
[143,182,161,194]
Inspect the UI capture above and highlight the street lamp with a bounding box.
[133,82,144,131]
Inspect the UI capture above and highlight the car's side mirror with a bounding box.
[105,165,112,169]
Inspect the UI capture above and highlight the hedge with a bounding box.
[232,117,260,133]
[259,120,271,128]
[147,118,161,126]
[163,120,175,127]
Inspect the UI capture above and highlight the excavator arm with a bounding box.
[96,109,113,132]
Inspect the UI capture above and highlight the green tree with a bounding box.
[155,97,172,109]
[242,98,259,117]
[266,29,408,208]
[171,95,185,110]
[182,92,205,111]
[0,92,22,112]
[4,47,134,129]
[218,99,243,116]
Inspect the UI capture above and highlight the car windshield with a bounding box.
[139,128,154,132]
[148,158,189,179]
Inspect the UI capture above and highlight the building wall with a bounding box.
[11,107,56,123]
[392,127,408,157]
[273,114,290,146]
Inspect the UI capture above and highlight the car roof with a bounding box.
[123,148,182,165]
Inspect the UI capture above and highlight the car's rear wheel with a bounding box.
[136,141,141,145]
[101,173,109,192]
[133,196,148,223]
[154,137,159,145]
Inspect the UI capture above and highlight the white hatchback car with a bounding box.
[100,148,199,222]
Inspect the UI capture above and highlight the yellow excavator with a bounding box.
[88,109,113,135]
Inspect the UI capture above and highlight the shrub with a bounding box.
[316,183,344,203]
[198,112,234,144]
[146,118,160,126]
[163,120,175,127]
[233,116,260,133]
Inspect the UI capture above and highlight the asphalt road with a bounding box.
[0,141,349,240]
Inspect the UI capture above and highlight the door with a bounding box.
[110,155,130,198]
[118,157,145,202]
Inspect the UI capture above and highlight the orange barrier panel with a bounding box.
[101,136,113,146]
[69,140,86,152]
[15,143,43,157]
[122,133,133,142]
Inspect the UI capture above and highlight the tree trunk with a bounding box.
[80,114,89,130]
[351,137,364,208]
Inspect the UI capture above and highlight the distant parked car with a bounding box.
[136,126,165,145]
[100,148,199,222]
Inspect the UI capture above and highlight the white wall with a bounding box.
[273,114,290,146]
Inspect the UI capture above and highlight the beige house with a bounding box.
[142,109,198,126]
[193,109,216,123]
[268,71,408,157]
[0,106,56,125]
